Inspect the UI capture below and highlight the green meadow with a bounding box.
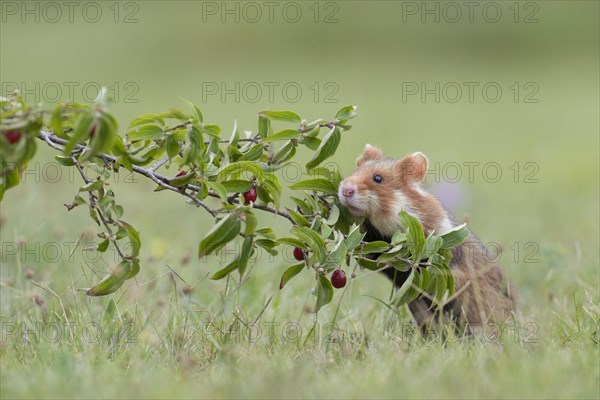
[1,1,598,398]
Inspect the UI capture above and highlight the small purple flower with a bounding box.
[429,182,470,212]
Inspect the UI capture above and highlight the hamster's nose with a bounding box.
[341,184,355,198]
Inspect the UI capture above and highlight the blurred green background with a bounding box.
[2,0,598,297]
[1,1,598,398]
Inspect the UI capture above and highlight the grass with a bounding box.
[1,1,599,399]
[0,271,598,399]
[0,142,598,398]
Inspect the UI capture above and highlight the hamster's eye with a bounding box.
[373,175,383,184]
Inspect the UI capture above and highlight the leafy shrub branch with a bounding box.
[0,92,467,312]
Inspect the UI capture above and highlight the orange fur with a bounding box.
[339,144,516,330]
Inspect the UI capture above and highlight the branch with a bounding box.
[70,155,128,259]
[298,122,335,133]
[38,131,293,223]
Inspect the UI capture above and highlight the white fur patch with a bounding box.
[369,191,414,237]
[436,216,454,235]
[412,184,428,196]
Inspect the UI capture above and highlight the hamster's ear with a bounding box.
[396,152,429,184]
[356,144,384,167]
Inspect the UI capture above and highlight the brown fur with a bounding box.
[340,144,516,330]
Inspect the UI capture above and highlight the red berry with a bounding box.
[243,186,257,204]
[331,270,347,289]
[293,247,305,261]
[176,170,186,177]
[4,130,21,144]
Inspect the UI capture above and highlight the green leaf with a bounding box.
[85,260,132,296]
[243,210,257,236]
[181,98,204,122]
[112,137,127,157]
[229,121,239,146]
[289,178,338,194]
[356,257,384,271]
[290,197,312,214]
[423,235,443,259]
[440,223,469,249]
[325,240,347,271]
[399,210,426,263]
[279,263,305,289]
[194,182,207,200]
[129,113,165,128]
[83,113,116,162]
[335,105,358,121]
[182,125,204,165]
[199,213,241,257]
[414,269,431,299]
[326,205,340,225]
[287,209,310,227]
[392,270,418,306]
[272,140,296,164]
[292,226,326,249]
[97,238,109,253]
[161,108,189,121]
[315,274,334,312]
[255,238,278,249]
[127,125,164,142]
[237,236,253,277]
[302,136,321,151]
[306,127,341,171]
[219,161,264,181]
[291,226,326,261]
[391,230,407,245]
[391,260,411,272]
[116,220,141,257]
[445,265,455,295]
[256,185,272,205]
[206,181,227,201]
[262,178,282,208]
[426,263,448,302]
[165,137,180,159]
[376,244,406,263]
[210,259,238,280]
[259,110,301,123]
[278,237,307,249]
[360,241,390,254]
[126,259,141,280]
[345,225,365,251]
[50,105,64,136]
[238,143,264,161]
[309,166,337,180]
[0,168,20,201]
[258,116,271,139]
[255,238,279,256]
[333,202,354,234]
[170,127,187,142]
[54,155,75,166]
[263,129,301,142]
[63,112,94,155]
[221,180,254,193]
[79,179,103,192]
[169,172,195,187]
[201,124,221,137]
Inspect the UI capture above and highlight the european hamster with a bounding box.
[339,144,516,329]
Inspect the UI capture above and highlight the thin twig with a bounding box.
[38,131,291,222]
[298,122,335,133]
[70,155,127,259]
[149,156,170,172]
